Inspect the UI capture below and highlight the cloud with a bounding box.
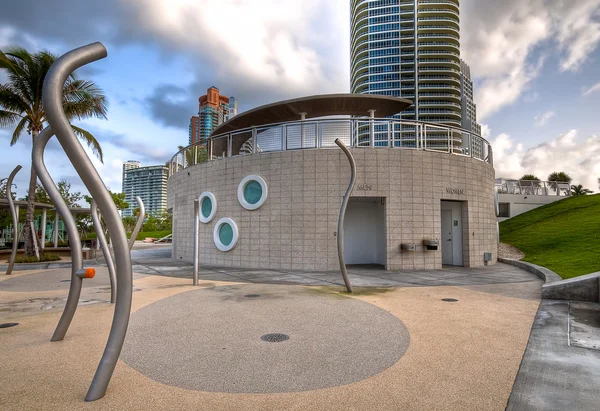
[534,111,555,127]
[491,129,600,190]
[144,84,195,129]
[462,0,600,119]
[582,82,600,96]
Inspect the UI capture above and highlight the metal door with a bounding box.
[441,209,453,265]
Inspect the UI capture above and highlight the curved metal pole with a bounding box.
[90,200,116,303]
[128,196,145,251]
[33,128,85,338]
[5,165,22,275]
[334,138,355,293]
[43,42,132,402]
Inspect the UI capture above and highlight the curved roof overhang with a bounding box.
[210,93,413,136]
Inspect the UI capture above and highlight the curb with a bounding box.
[499,258,599,302]
[1,260,100,273]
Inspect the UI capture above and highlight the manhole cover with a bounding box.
[0,322,19,329]
[244,294,260,298]
[260,333,289,343]
[442,298,458,302]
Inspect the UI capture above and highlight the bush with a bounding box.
[14,253,61,264]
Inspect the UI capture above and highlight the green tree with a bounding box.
[520,174,540,181]
[84,190,129,211]
[0,177,16,200]
[0,48,108,256]
[547,171,572,191]
[570,184,593,196]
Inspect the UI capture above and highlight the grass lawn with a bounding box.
[84,230,172,241]
[500,194,600,279]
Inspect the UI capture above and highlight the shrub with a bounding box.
[14,253,61,264]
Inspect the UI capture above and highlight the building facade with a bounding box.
[350,0,480,148]
[189,87,238,145]
[167,94,496,272]
[460,60,481,135]
[122,162,168,217]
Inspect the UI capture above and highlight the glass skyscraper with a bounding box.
[351,0,478,143]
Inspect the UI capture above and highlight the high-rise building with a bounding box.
[350,0,480,145]
[460,59,481,135]
[189,86,238,145]
[121,162,168,218]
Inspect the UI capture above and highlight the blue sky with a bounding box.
[1,0,599,200]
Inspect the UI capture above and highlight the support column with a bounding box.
[41,208,47,250]
[369,109,376,147]
[54,213,59,248]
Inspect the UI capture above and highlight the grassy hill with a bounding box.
[500,194,600,279]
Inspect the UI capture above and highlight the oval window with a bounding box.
[198,192,217,223]
[238,175,268,210]
[213,218,239,252]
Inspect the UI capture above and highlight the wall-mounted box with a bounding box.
[400,243,416,251]
[484,252,493,262]
[422,239,439,251]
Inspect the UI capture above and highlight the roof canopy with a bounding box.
[210,94,413,136]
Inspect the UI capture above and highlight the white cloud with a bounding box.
[491,129,600,190]
[534,111,555,127]
[119,0,349,102]
[462,0,600,120]
[582,82,600,96]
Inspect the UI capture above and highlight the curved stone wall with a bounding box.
[167,148,497,271]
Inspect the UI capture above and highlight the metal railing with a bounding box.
[495,180,571,196]
[168,118,493,177]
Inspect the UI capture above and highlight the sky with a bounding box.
[1,0,599,200]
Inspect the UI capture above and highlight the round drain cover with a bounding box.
[244,294,260,298]
[261,333,289,343]
[442,298,458,302]
[0,323,19,329]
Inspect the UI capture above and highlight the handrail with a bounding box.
[42,42,132,402]
[168,118,493,178]
[4,165,22,275]
[90,199,116,303]
[33,126,85,334]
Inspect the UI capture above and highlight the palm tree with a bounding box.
[520,174,540,181]
[547,171,572,191]
[0,48,107,257]
[570,185,593,196]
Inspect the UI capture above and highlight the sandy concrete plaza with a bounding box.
[0,245,542,410]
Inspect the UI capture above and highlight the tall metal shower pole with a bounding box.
[334,138,355,293]
[128,196,145,251]
[90,199,116,303]
[193,198,199,286]
[5,165,22,275]
[43,42,132,402]
[33,127,85,339]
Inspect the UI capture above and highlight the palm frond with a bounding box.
[63,79,108,120]
[0,109,22,128]
[0,84,30,115]
[71,124,104,163]
[10,116,28,145]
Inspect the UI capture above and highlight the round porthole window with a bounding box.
[213,218,239,252]
[238,175,268,210]
[198,192,217,223]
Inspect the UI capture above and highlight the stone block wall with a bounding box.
[167,148,497,271]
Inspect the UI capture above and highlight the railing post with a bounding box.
[209,140,213,160]
[252,128,257,154]
[227,134,232,157]
[282,124,287,151]
[387,121,391,148]
[369,109,375,147]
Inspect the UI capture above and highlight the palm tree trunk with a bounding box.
[23,129,39,257]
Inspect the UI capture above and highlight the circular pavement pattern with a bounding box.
[122,284,410,393]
